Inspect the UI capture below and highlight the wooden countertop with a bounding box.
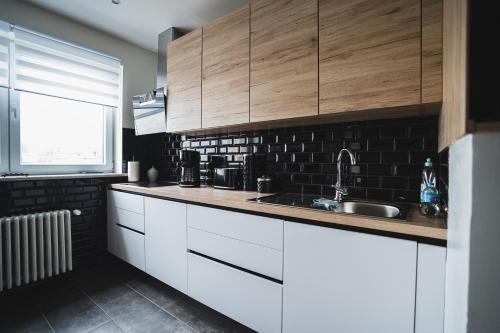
[109,183,447,242]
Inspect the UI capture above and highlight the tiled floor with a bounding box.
[0,261,254,333]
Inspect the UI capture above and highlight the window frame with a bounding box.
[0,87,8,173]
[8,89,114,174]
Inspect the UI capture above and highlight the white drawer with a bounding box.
[187,205,283,250]
[114,224,145,271]
[188,227,283,280]
[108,190,144,215]
[110,206,145,233]
[188,253,282,333]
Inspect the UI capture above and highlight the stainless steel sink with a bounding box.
[332,201,401,218]
[248,193,410,220]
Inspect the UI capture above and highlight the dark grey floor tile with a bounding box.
[130,276,254,333]
[73,269,135,308]
[0,301,53,333]
[39,288,110,333]
[101,291,193,333]
[88,321,125,333]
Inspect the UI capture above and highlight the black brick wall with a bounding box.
[0,176,126,268]
[124,116,445,204]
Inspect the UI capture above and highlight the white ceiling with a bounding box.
[26,0,249,52]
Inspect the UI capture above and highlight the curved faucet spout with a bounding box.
[335,149,357,202]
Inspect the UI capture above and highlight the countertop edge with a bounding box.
[109,184,447,245]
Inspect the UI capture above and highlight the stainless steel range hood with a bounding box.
[133,27,182,136]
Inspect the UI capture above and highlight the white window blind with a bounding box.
[13,27,121,107]
[0,20,10,88]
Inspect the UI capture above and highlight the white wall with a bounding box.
[0,0,157,129]
[445,132,500,333]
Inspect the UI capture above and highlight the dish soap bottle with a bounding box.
[419,158,439,216]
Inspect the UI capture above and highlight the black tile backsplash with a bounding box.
[123,116,446,203]
[0,176,126,269]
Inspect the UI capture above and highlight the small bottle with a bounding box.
[419,158,439,216]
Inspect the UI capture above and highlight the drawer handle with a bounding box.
[189,250,282,285]
[116,223,145,235]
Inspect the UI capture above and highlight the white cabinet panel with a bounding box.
[188,253,282,333]
[110,207,144,233]
[187,227,283,280]
[114,225,145,271]
[187,205,283,250]
[108,190,144,214]
[416,244,446,333]
[145,197,188,293]
[283,221,417,333]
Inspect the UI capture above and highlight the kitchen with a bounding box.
[0,0,498,333]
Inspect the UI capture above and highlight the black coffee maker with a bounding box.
[178,150,200,187]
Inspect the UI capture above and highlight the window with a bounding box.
[0,21,122,174]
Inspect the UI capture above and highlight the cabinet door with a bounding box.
[114,225,145,271]
[422,0,443,103]
[188,253,282,333]
[166,29,202,132]
[250,0,318,122]
[415,244,446,333]
[202,6,249,128]
[319,0,421,114]
[283,222,417,333]
[145,198,187,293]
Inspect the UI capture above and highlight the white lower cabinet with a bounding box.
[415,244,446,333]
[282,221,418,333]
[145,197,188,293]
[187,252,283,333]
[113,223,146,271]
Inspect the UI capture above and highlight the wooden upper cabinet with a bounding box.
[319,0,421,114]
[166,29,202,132]
[250,0,318,122]
[202,6,250,128]
[422,0,443,103]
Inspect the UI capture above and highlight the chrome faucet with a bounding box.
[334,149,357,202]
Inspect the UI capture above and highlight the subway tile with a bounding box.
[312,152,333,163]
[292,174,311,184]
[269,144,284,153]
[313,130,333,142]
[354,176,380,188]
[191,141,200,147]
[277,133,293,143]
[247,137,261,144]
[380,126,408,138]
[293,153,312,163]
[381,152,409,164]
[356,152,380,164]
[367,164,392,176]
[220,138,233,145]
[312,174,334,185]
[303,143,321,152]
[301,164,322,173]
[293,132,313,143]
[368,139,394,152]
[227,147,239,153]
[285,143,302,153]
[233,138,246,145]
[366,189,393,201]
[381,177,409,189]
[395,138,423,151]
[261,135,276,144]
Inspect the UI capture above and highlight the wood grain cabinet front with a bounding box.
[202,5,250,128]
[166,29,202,132]
[422,0,444,103]
[250,0,318,122]
[319,0,422,114]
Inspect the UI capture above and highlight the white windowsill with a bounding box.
[0,172,127,182]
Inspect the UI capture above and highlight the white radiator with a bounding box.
[0,210,72,291]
